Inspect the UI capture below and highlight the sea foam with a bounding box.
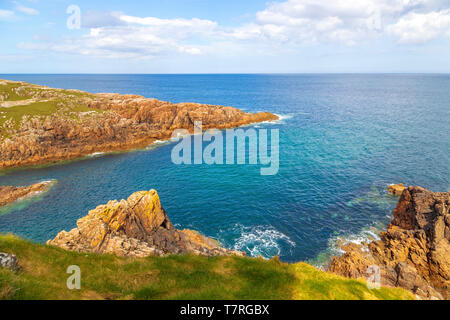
[231,224,296,259]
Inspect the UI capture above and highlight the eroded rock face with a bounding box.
[329,186,450,300]
[47,189,245,258]
[0,181,52,207]
[0,84,278,169]
[0,253,20,272]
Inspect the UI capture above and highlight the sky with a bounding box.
[1,0,450,73]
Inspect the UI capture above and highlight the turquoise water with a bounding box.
[0,74,449,263]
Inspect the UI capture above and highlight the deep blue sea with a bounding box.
[0,74,449,263]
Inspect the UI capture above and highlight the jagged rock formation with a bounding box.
[0,253,20,272]
[0,80,278,168]
[0,181,52,207]
[329,186,450,300]
[47,189,245,258]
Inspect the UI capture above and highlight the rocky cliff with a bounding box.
[0,80,278,168]
[47,189,244,258]
[329,186,450,300]
[0,181,53,207]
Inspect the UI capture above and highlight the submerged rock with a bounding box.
[388,183,406,196]
[0,181,53,207]
[47,189,245,258]
[330,186,450,300]
[0,253,20,272]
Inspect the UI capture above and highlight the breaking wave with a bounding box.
[231,225,296,259]
[309,225,384,268]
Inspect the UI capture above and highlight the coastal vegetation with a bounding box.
[0,80,98,132]
[0,234,413,300]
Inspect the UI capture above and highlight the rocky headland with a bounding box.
[329,186,450,300]
[47,189,245,258]
[0,79,278,169]
[0,181,53,207]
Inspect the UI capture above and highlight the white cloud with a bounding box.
[386,9,450,43]
[0,9,15,20]
[15,3,39,15]
[82,11,125,28]
[66,15,219,58]
[16,0,450,60]
[240,0,439,44]
[17,17,215,60]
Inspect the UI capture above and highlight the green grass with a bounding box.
[0,82,31,101]
[0,80,101,135]
[0,101,59,126]
[0,234,414,300]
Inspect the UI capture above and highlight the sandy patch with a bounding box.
[0,80,24,86]
[0,98,46,108]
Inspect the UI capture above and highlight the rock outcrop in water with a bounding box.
[47,189,244,258]
[0,181,52,207]
[329,186,450,300]
[0,80,278,169]
[388,183,406,196]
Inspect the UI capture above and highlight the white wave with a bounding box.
[146,139,174,150]
[254,113,294,126]
[274,113,294,121]
[232,225,296,259]
[309,224,387,269]
[0,179,58,215]
[331,229,380,255]
[87,152,105,157]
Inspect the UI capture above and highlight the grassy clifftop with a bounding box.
[0,79,99,136]
[0,234,413,300]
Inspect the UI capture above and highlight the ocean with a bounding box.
[0,74,449,264]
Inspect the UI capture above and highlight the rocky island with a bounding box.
[0,79,278,169]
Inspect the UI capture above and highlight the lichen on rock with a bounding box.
[47,189,245,258]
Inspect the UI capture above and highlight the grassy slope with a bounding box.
[0,235,414,300]
[0,80,99,132]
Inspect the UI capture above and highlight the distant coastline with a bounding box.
[0,79,277,169]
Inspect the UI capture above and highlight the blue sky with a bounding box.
[1,0,450,73]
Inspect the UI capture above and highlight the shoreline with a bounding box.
[0,79,278,170]
[0,180,56,209]
[0,114,284,175]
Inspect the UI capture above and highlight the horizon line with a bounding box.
[1,72,450,75]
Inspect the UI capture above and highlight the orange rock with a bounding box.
[0,84,278,169]
[0,181,52,207]
[330,186,450,300]
[47,189,245,258]
[388,183,406,196]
